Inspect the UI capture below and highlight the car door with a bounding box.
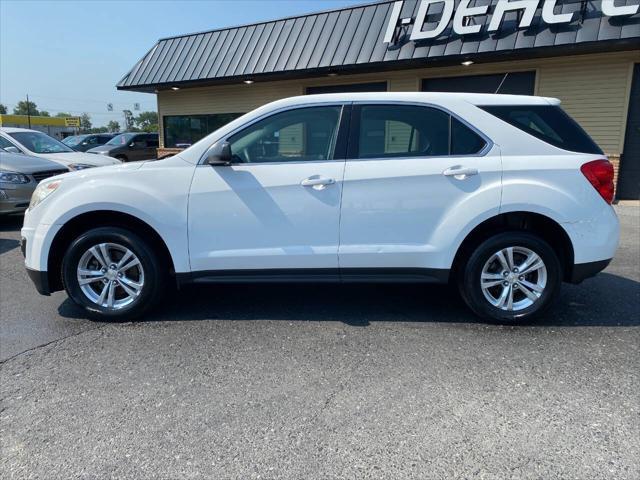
[127,135,147,161]
[81,136,99,152]
[143,134,159,159]
[339,103,501,272]
[188,104,349,274]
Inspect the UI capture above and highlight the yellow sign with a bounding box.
[64,117,80,127]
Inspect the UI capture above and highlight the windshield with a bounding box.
[9,131,75,154]
[106,133,137,146]
[62,135,86,147]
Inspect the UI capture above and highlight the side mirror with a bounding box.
[4,146,20,154]
[128,142,135,148]
[206,141,232,166]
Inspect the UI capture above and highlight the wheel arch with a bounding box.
[451,211,575,283]
[47,210,176,293]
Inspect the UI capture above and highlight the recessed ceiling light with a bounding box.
[244,80,254,84]
[171,86,180,91]
[461,60,474,66]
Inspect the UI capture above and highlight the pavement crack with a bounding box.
[0,324,109,365]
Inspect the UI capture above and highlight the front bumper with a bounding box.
[26,267,51,295]
[0,183,34,214]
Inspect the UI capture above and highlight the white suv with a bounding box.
[20,93,619,323]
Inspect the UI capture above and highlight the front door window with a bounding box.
[228,106,342,163]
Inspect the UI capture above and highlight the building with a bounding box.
[118,0,640,199]
[0,114,79,139]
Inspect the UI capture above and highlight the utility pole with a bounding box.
[26,94,31,129]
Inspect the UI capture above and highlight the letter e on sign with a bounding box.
[453,0,490,35]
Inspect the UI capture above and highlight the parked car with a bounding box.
[0,128,121,170]
[87,132,159,161]
[1,151,68,215]
[62,134,115,152]
[21,93,618,323]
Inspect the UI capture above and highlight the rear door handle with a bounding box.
[301,176,335,190]
[443,166,479,180]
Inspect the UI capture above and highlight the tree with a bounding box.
[79,113,92,133]
[0,104,7,114]
[134,111,158,132]
[40,111,50,117]
[55,112,72,118]
[13,100,40,116]
[107,120,120,133]
[89,127,109,134]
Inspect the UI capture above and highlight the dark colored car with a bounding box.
[86,133,159,161]
[0,151,68,215]
[62,134,115,152]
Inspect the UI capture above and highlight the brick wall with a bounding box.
[607,154,621,197]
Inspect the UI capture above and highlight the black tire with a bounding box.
[62,227,166,321]
[458,232,562,324]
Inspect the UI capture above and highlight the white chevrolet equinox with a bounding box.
[21,93,619,323]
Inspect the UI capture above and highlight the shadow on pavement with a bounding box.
[0,215,23,233]
[57,272,640,327]
[0,238,20,254]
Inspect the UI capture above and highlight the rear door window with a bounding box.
[350,104,486,159]
[481,105,603,154]
[451,118,487,155]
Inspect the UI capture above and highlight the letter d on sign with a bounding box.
[410,0,455,41]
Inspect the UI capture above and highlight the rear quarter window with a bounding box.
[481,105,603,155]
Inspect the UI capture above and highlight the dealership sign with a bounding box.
[384,0,640,43]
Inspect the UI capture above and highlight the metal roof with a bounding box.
[118,0,640,92]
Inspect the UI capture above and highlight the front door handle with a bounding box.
[301,176,335,190]
[443,166,479,180]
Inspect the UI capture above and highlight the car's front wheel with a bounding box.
[62,227,166,321]
[459,232,562,323]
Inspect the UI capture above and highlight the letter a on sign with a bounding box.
[488,0,538,32]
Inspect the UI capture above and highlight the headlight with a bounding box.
[68,163,94,171]
[29,180,62,210]
[0,170,30,184]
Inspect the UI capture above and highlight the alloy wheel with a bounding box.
[480,246,547,312]
[76,242,144,310]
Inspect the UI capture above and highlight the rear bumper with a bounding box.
[26,267,51,296]
[569,259,611,284]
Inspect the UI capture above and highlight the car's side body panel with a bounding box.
[339,146,503,270]
[22,156,193,273]
[500,152,619,264]
[188,160,346,271]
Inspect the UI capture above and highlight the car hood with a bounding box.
[86,145,115,154]
[37,151,121,167]
[49,160,147,182]
[0,152,69,174]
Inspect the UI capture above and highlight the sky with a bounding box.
[0,0,372,127]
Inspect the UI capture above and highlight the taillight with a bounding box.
[580,159,615,204]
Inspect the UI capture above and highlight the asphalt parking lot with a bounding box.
[1,206,638,479]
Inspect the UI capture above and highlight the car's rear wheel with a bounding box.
[458,232,562,323]
[62,227,166,321]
